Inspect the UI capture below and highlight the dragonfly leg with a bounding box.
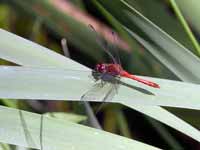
[113,76,120,94]
[95,84,116,114]
[99,73,108,87]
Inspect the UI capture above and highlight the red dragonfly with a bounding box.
[81,26,159,102]
[95,63,159,88]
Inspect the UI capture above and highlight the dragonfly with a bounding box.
[81,25,159,103]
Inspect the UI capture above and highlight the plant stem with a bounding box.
[169,0,200,56]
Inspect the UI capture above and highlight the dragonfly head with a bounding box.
[95,64,106,73]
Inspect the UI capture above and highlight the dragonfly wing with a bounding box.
[89,25,117,64]
[81,81,117,102]
[110,31,122,66]
[94,83,117,114]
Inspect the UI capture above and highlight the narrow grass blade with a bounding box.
[175,0,200,35]
[168,0,200,55]
[124,10,200,83]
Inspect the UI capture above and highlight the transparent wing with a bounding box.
[110,31,122,66]
[88,25,123,74]
[89,25,118,64]
[81,81,117,102]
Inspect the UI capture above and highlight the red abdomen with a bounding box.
[120,71,160,88]
[103,64,160,88]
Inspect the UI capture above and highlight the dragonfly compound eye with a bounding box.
[96,64,106,73]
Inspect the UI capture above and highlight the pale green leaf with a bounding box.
[0,66,200,110]
[0,105,160,150]
[0,29,88,70]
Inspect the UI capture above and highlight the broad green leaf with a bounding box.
[0,105,160,150]
[0,66,200,109]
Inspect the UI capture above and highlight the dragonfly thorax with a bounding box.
[95,63,122,76]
